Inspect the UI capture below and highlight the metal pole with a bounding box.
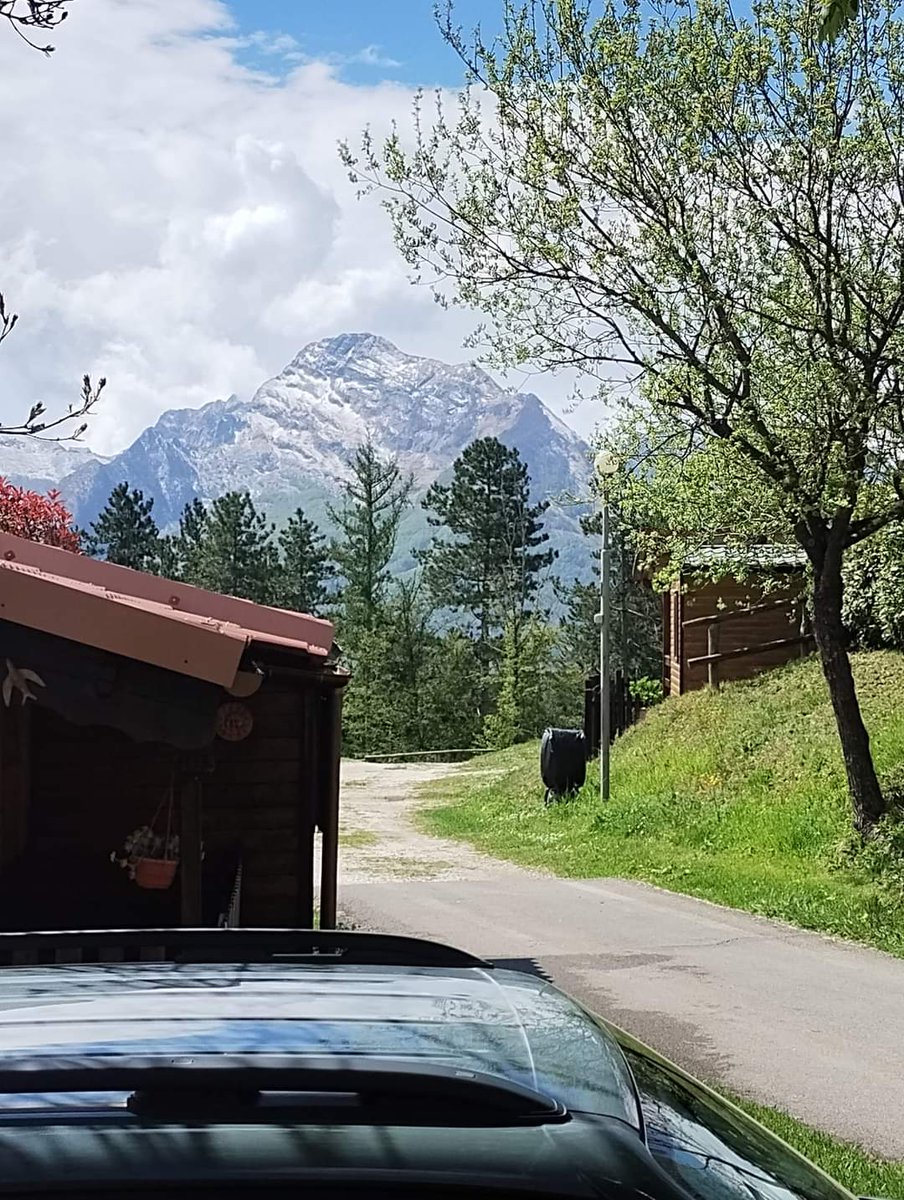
[600,493,611,802]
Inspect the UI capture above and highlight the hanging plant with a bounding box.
[110,824,180,889]
[110,781,181,890]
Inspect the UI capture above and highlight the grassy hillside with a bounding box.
[422,651,904,956]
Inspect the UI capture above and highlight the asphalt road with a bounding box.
[341,874,904,1158]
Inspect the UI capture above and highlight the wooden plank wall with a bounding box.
[16,708,179,929]
[203,680,306,927]
[17,676,320,929]
[679,577,806,692]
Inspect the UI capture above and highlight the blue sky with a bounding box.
[226,0,499,85]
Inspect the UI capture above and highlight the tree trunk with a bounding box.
[810,551,886,836]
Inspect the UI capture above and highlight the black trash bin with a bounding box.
[540,727,587,803]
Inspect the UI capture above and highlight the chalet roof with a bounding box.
[0,533,334,689]
[681,544,807,573]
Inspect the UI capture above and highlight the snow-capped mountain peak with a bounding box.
[0,335,592,579]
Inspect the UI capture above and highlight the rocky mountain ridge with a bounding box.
[0,334,593,578]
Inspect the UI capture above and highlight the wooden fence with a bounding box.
[361,748,496,764]
[684,598,813,689]
[583,671,642,757]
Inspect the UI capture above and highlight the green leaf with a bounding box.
[819,0,857,42]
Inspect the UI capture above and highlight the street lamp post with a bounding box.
[594,450,618,803]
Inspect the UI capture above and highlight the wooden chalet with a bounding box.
[0,532,348,931]
[663,546,812,696]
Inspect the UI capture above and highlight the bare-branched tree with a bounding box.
[0,0,71,54]
[0,0,104,441]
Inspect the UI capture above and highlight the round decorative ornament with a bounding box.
[216,700,253,742]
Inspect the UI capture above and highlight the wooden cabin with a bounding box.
[663,547,812,696]
[0,532,348,931]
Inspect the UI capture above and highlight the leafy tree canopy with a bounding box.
[344,0,904,833]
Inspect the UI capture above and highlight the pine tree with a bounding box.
[420,437,555,649]
[329,438,412,633]
[418,630,484,751]
[277,508,334,615]
[329,440,412,755]
[555,574,600,677]
[87,482,161,571]
[172,496,207,585]
[481,619,582,750]
[196,491,278,604]
[340,581,487,756]
[155,534,182,581]
[380,577,435,750]
[338,625,394,756]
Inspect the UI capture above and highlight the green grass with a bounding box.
[731,1093,904,1197]
[338,829,379,849]
[421,651,904,956]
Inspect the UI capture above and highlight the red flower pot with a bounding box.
[133,857,178,890]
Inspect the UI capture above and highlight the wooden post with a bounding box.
[318,687,343,931]
[295,691,317,928]
[179,774,203,926]
[707,623,720,690]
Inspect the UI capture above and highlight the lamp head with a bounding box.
[594,449,619,478]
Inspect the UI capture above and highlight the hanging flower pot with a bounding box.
[133,856,179,890]
[110,784,180,891]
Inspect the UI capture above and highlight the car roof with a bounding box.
[0,958,641,1125]
[0,933,857,1200]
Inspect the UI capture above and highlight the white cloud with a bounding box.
[343,45,403,69]
[0,0,593,456]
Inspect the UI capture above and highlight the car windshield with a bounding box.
[624,1047,853,1200]
[0,963,641,1127]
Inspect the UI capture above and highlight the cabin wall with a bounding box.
[9,709,178,929]
[5,675,331,930]
[203,680,308,927]
[677,576,806,693]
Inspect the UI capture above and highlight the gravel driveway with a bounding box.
[336,758,530,885]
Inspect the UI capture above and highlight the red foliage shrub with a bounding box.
[0,477,80,551]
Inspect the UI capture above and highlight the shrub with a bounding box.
[630,676,664,707]
[0,477,79,550]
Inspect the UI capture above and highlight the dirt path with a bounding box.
[336,759,531,885]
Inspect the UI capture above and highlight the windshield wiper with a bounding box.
[0,1054,567,1124]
